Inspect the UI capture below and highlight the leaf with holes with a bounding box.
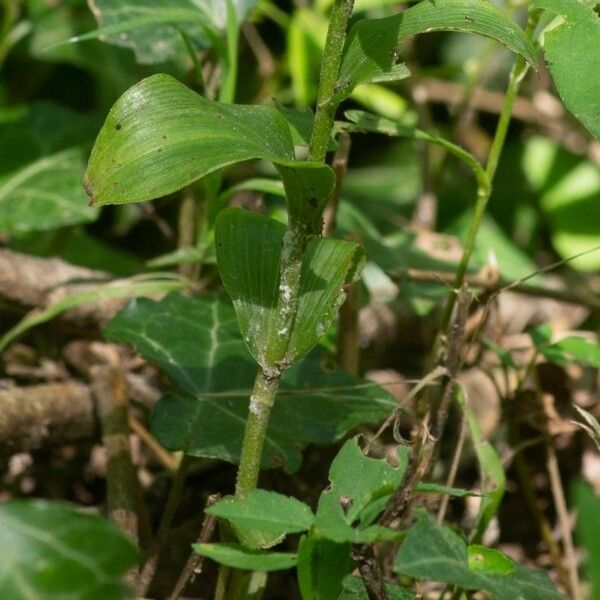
[0,500,138,599]
[104,293,396,472]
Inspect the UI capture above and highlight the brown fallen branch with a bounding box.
[0,248,123,324]
[0,381,95,454]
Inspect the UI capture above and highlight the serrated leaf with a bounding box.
[297,537,354,600]
[193,543,297,571]
[0,500,138,599]
[314,437,406,543]
[215,208,365,368]
[207,490,314,537]
[104,293,396,472]
[84,74,334,233]
[534,0,600,140]
[339,575,415,600]
[335,0,537,102]
[395,511,564,600]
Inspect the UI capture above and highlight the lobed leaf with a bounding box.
[104,293,396,472]
[335,0,537,102]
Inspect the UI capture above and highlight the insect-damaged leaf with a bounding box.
[215,208,365,368]
[104,293,396,472]
[84,74,333,232]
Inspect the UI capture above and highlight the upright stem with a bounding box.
[235,370,280,497]
[309,0,355,162]
[441,9,539,329]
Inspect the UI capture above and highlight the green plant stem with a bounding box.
[235,369,280,497]
[441,9,539,329]
[308,0,355,162]
[219,0,239,103]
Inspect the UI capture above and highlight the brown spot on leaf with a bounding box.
[115,123,122,131]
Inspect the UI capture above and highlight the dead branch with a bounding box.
[0,382,95,453]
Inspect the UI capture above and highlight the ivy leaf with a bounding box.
[84,74,334,232]
[394,511,564,600]
[206,490,314,538]
[193,543,297,571]
[215,208,365,369]
[0,104,100,234]
[0,500,138,599]
[335,0,537,102]
[534,0,600,140]
[104,293,396,472]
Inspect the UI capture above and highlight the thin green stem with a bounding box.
[235,369,280,497]
[441,9,540,329]
[308,0,355,162]
[219,0,239,103]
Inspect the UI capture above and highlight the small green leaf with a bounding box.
[534,0,600,140]
[84,74,334,233]
[314,437,406,543]
[336,0,537,102]
[193,543,297,571]
[394,511,564,600]
[339,575,415,600]
[297,537,354,600]
[468,544,515,576]
[0,500,138,599]
[215,208,365,368]
[547,336,600,368]
[206,490,314,537]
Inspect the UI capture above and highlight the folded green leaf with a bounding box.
[395,511,564,600]
[85,74,334,232]
[215,208,365,368]
[534,0,600,140]
[335,0,537,102]
[193,543,297,571]
[207,490,314,537]
[0,500,138,599]
[104,293,396,472]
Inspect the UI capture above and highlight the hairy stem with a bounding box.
[235,369,280,497]
[309,0,355,162]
